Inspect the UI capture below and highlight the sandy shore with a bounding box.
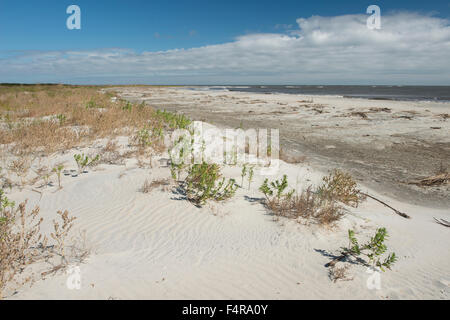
[111,86,450,208]
[3,87,449,300]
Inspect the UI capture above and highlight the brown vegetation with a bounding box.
[0,85,162,157]
[0,190,88,298]
[317,169,364,207]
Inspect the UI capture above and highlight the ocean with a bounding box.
[197,85,450,102]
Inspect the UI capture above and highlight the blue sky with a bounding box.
[1,0,450,84]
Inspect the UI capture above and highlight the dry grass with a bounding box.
[0,190,88,298]
[99,140,128,165]
[317,169,363,207]
[140,178,170,193]
[328,264,353,282]
[0,85,164,157]
[266,187,344,226]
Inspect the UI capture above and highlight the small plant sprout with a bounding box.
[248,166,254,190]
[122,102,132,112]
[259,175,295,200]
[259,178,274,201]
[43,173,52,187]
[271,175,290,200]
[74,154,100,174]
[85,99,98,109]
[241,165,247,187]
[56,114,66,126]
[52,164,64,188]
[0,189,15,214]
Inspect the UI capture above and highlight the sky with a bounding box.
[1,0,450,84]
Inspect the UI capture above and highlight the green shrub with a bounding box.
[134,126,164,148]
[183,163,237,206]
[155,109,191,129]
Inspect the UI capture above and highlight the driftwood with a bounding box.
[408,173,449,187]
[434,217,450,228]
[359,192,411,219]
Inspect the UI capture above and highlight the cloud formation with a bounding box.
[1,12,449,84]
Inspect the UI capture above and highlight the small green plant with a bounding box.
[0,189,15,216]
[259,175,291,201]
[136,128,151,147]
[135,126,164,148]
[169,146,187,181]
[52,164,64,188]
[183,163,238,206]
[85,99,99,109]
[340,228,397,271]
[122,102,132,111]
[259,178,273,200]
[169,133,193,180]
[74,154,100,174]
[56,114,66,126]
[241,165,247,187]
[261,175,293,200]
[247,166,254,190]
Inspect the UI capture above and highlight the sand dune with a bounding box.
[5,131,449,300]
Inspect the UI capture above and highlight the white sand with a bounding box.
[4,124,449,300]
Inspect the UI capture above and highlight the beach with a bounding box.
[1,86,449,300]
[112,86,450,208]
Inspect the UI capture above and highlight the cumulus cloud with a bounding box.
[1,12,449,84]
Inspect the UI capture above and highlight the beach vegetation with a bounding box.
[317,169,363,207]
[155,109,191,130]
[333,228,397,271]
[140,178,170,193]
[183,162,238,206]
[259,176,344,226]
[247,166,254,190]
[240,165,247,187]
[74,153,100,174]
[0,189,87,298]
[52,164,64,188]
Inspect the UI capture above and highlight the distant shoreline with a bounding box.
[2,83,450,102]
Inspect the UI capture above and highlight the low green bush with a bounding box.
[183,163,237,206]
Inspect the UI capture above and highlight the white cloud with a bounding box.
[1,12,449,84]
